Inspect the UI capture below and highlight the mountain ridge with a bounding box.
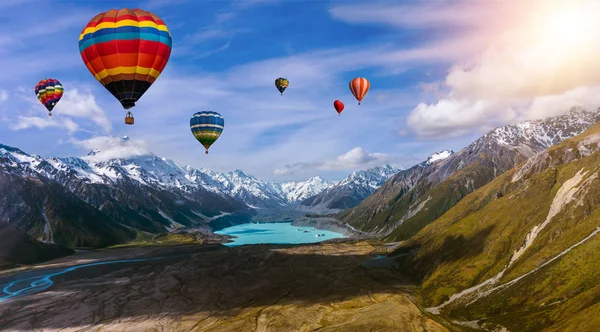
[391,120,600,331]
[338,107,600,241]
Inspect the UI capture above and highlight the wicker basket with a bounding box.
[124,111,134,125]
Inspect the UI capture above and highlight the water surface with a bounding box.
[215,222,345,246]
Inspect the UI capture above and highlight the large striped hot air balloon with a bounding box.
[79,8,172,124]
[275,77,289,96]
[35,79,64,116]
[349,77,370,105]
[190,111,224,154]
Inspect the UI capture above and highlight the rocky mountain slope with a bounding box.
[0,143,250,248]
[0,137,346,248]
[196,168,335,208]
[300,165,403,211]
[338,107,600,241]
[0,223,74,269]
[392,121,600,331]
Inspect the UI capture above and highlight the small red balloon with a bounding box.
[334,100,344,115]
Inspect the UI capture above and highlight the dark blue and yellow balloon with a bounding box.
[190,111,224,154]
[275,77,289,95]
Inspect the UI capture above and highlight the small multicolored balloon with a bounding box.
[35,79,64,116]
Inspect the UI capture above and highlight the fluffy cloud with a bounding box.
[403,0,600,138]
[10,116,79,133]
[71,136,151,162]
[273,147,391,176]
[53,88,111,133]
[5,87,111,135]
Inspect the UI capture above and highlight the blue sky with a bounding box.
[1,0,600,182]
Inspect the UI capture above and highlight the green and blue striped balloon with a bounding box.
[190,111,224,154]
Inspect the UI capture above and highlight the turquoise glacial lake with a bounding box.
[214,222,346,246]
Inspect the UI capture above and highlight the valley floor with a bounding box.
[0,241,449,332]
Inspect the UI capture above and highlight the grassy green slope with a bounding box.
[393,123,600,331]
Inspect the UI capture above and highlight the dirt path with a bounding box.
[0,242,448,332]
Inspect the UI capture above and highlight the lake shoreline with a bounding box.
[214,221,348,246]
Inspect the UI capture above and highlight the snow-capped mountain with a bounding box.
[424,150,454,165]
[22,138,334,209]
[487,106,595,148]
[278,176,334,202]
[300,165,401,210]
[0,137,345,248]
[0,142,249,248]
[339,106,600,237]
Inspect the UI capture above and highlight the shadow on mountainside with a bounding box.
[391,225,496,282]
[0,242,443,331]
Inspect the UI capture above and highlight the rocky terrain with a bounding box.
[0,223,74,269]
[339,107,600,241]
[0,241,449,332]
[392,121,600,331]
[300,165,401,211]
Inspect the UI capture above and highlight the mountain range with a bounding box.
[1,106,598,258]
[391,114,600,331]
[337,106,600,241]
[0,136,401,249]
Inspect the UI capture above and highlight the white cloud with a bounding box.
[274,147,391,176]
[52,88,111,133]
[0,90,7,102]
[403,0,600,138]
[329,2,502,30]
[71,136,151,162]
[10,116,79,133]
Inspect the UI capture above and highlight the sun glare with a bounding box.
[543,9,590,46]
[531,1,597,49]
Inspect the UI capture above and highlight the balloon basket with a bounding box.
[205,150,209,154]
[125,111,135,125]
[48,112,52,116]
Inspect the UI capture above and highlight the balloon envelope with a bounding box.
[35,79,64,114]
[334,100,344,115]
[190,111,224,154]
[79,8,172,110]
[349,77,370,105]
[275,77,289,95]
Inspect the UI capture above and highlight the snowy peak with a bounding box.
[279,176,335,202]
[338,165,401,188]
[424,150,454,165]
[1,138,394,209]
[486,108,599,149]
[300,165,402,210]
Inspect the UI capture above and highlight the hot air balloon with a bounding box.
[79,8,172,125]
[190,111,224,154]
[334,100,344,116]
[35,79,64,116]
[275,77,289,95]
[349,77,370,105]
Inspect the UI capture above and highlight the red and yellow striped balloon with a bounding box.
[78,8,172,111]
[349,77,370,105]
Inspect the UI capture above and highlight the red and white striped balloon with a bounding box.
[349,77,370,105]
